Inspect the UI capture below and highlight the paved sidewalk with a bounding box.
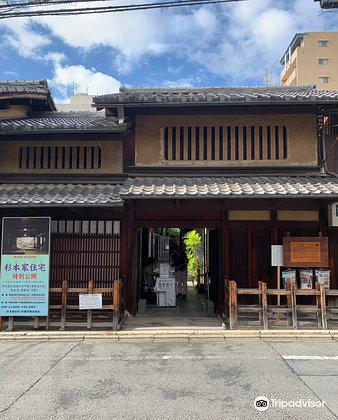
[1,329,338,341]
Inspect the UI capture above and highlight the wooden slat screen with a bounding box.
[163,125,288,161]
[18,145,102,170]
[50,220,120,290]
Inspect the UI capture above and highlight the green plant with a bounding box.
[183,230,202,277]
[166,228,180,237]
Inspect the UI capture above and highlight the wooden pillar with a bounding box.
[221,208,229,313]
[291,282,298,329]
[33,317,39,330]
[319,200,328,237]
[7,316,14,332]
[315,281,322,328]
[286,280,293,327]
[60,280,67,331]
[123,122,135,172]
[261,282,268,330]
[87,280,93,330]
[113,278,122,330]
[229,280,238,329]
[120,202,135,315]
[320,284,328,330]
[223,277,229,321]
[258,281,263,326]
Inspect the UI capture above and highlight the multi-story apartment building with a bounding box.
[280,32,338,89]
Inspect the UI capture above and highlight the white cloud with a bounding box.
[50,63,121,97]
[1,0,338,86]
[39,8,168,57]
[0,19,50,59]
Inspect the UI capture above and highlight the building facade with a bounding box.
[1,81,338,318]
[280,32,338,89]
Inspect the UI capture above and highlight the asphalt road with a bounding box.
[0,338,337,420]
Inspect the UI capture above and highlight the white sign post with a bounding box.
[271,245,284,321]
[79,293,103,310]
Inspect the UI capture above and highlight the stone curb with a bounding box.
[0,330,336,341]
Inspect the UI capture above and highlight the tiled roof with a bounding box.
[119,177,338,198]
[1,177,338,207]
[0,184,122,207]
[0,80,50,96]
[94,86,338,106]
[0,112,127,133]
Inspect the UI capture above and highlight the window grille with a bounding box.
[163,125,288,161]
[18,145,101,170]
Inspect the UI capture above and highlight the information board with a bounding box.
[79,293,103,310]
[271,245,284,267]
[0,217,51,317]
[283,237,329,268]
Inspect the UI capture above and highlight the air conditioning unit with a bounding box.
[328,202,338,226]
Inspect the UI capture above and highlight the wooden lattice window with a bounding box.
[164,125,288,161]
[18,145,102,170]
[50,220,120,290]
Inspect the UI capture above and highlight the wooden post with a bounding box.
[113,279,122,330]
[0,316,3,331]
[258,281,263,326]
[87,280,94,330]
[229,280,238,329]
[320,284,328,330]
[261,282,268,330]
[286,280,293,327]
[223,277,229,322]
[291,282,298,329]
[60,280,67,331]
[315,282,322,328]
[7,316,14,332]
[276,266,281,321]
[33,317,39,330]
[45,315,49,331]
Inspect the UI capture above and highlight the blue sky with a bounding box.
[0,0,337,100]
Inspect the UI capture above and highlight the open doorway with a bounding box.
[128,226,222,329]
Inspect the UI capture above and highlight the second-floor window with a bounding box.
[163,125,288,161]
[318,40,329,47]
[18,145,102,170]
[318,58,329,65]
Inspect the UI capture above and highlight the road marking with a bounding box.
[283,355,338,360]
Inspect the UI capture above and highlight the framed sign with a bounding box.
[283,237,329,268]
[79,293,102,310]
[271,245,283,267]
[0,217,51,317]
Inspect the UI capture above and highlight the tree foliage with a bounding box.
[183,230,202,277]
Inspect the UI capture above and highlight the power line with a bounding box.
[0,0,246,19]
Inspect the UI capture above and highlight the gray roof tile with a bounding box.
[0,80,50,96]
[94,86,338,106]
[119,176,338,198]
[0,111,126,133]
[1,176,338,207]
[0,184,122,207]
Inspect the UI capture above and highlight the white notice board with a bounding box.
[271,245,284,267]
[79,293,102,310]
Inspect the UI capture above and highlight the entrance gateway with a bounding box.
[0,193,338,330]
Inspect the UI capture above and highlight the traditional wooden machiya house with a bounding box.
[1,80,338,327]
